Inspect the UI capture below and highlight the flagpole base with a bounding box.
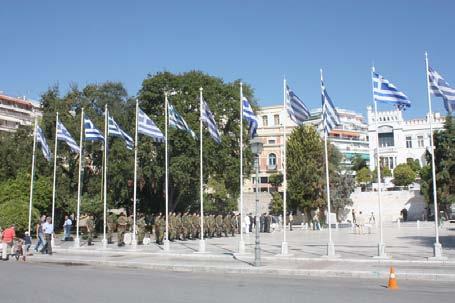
[197,239,206,253]
[429,242,447,260]
[163,239,170,251]
[324,242,339,258]
[373,243,389,259]
[238,239,246,254]
[73,237,80,248]
[101,238,108,249]
[280,241,289,256]
[131,239,138,250]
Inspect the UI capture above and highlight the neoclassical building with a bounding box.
[367,106,445,170]
[244,105,369,193]
[0,93,41,133]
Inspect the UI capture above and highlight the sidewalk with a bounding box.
[26,222,455,281]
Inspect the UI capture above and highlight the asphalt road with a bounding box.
[1,262,454,303]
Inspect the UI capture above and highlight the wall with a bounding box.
[345,189,426,222]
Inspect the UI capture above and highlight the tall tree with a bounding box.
[138,71,256,212]
[422,116,455,214]
[287,125,341,219]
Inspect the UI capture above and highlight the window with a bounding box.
[406,136,412,148]
[268,139,276,144]
[268,153,277,169]
[418,135,424,148]
[262,115,268,127]
[274,114,280,126]
[260,177,268,184]
[378,132,394,147]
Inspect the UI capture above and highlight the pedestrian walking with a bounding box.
[62,215,72,241]
[1,224,15,261]
[356,211,365,235]
[289,212,294,231]
[42,217,54,255]
[244,215,250,234]
[34,215,46,252]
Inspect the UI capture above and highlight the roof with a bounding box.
[0,94,33,108]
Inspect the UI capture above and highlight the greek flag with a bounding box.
[138,108,164,142]
[428,67,455,113]
[168,103,196,139]
[321,80,340,135]
[36,125,52,161]
[57,120,80,153]
[242,97,258,138]
[286,84,310,124]
[84,118,104,141]
[372,71,411,110]
[202,100,221,144]
[108,115,134,150]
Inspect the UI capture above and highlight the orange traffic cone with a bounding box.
[387,267,399,289]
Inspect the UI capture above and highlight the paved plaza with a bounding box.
[21,221,455,282]
[53,221,455,261]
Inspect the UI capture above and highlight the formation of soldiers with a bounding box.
[153,212,240,245]
[79,211,282,247]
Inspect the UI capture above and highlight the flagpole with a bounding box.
[163,92,170,251]
[371,66,387,258]
[51,112,59,247]
[74,108,84,248]
[130,99,139,249]
[197,87,207,253]
[28,118,38,234]
[102,104,108,249]
[238,82,245,254]
[281,77,289,256]
[320,69,336,257]
[425,52,444,259]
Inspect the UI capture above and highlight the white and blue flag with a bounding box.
[428,67,455,113]
[373,71,411,110]
[57,120,80,153]
[138,108,164,142]
[202,100,221,144]
[242,97,258,138]
[36,125,52,161]
[108,115,134,150]
[84,118,104,141]
[321,80,340,135]
[168,103,196,139]
[286,84,310,125]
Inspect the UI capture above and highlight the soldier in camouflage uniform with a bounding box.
[215,214,223,237]
[154,213,164,244]
[192,213,200,239]
[209,214,216,238]
[136,214,146,245]
[107,212,117,244]
[223,214,231,237]
[117,212,128,247]
[86,214,95,246]
[203,215,210,238]
[169,212,177,241]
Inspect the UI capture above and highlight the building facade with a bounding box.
[367,106,445,170]
[244,105,369,193]
[0,94,41,132]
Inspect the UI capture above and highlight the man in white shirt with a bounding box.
[62,215,72,241]
[42,217,54,255]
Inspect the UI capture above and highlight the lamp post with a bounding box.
[250,137,263,267]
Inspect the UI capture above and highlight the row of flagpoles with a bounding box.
[27,53,454,257]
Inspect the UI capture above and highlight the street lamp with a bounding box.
[250,137,263,267]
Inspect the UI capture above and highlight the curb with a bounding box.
[28,255,455,282]
[53,247,455,265]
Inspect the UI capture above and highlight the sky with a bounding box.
[1,0,454,119]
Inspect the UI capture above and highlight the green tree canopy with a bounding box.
[422,116,455,213]
[393,163,416,187]
[287,125,341,218]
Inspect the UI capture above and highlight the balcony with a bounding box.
[266,164,277,172]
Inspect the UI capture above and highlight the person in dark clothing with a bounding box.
[249,215,253,232]
[260,214,265,232]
